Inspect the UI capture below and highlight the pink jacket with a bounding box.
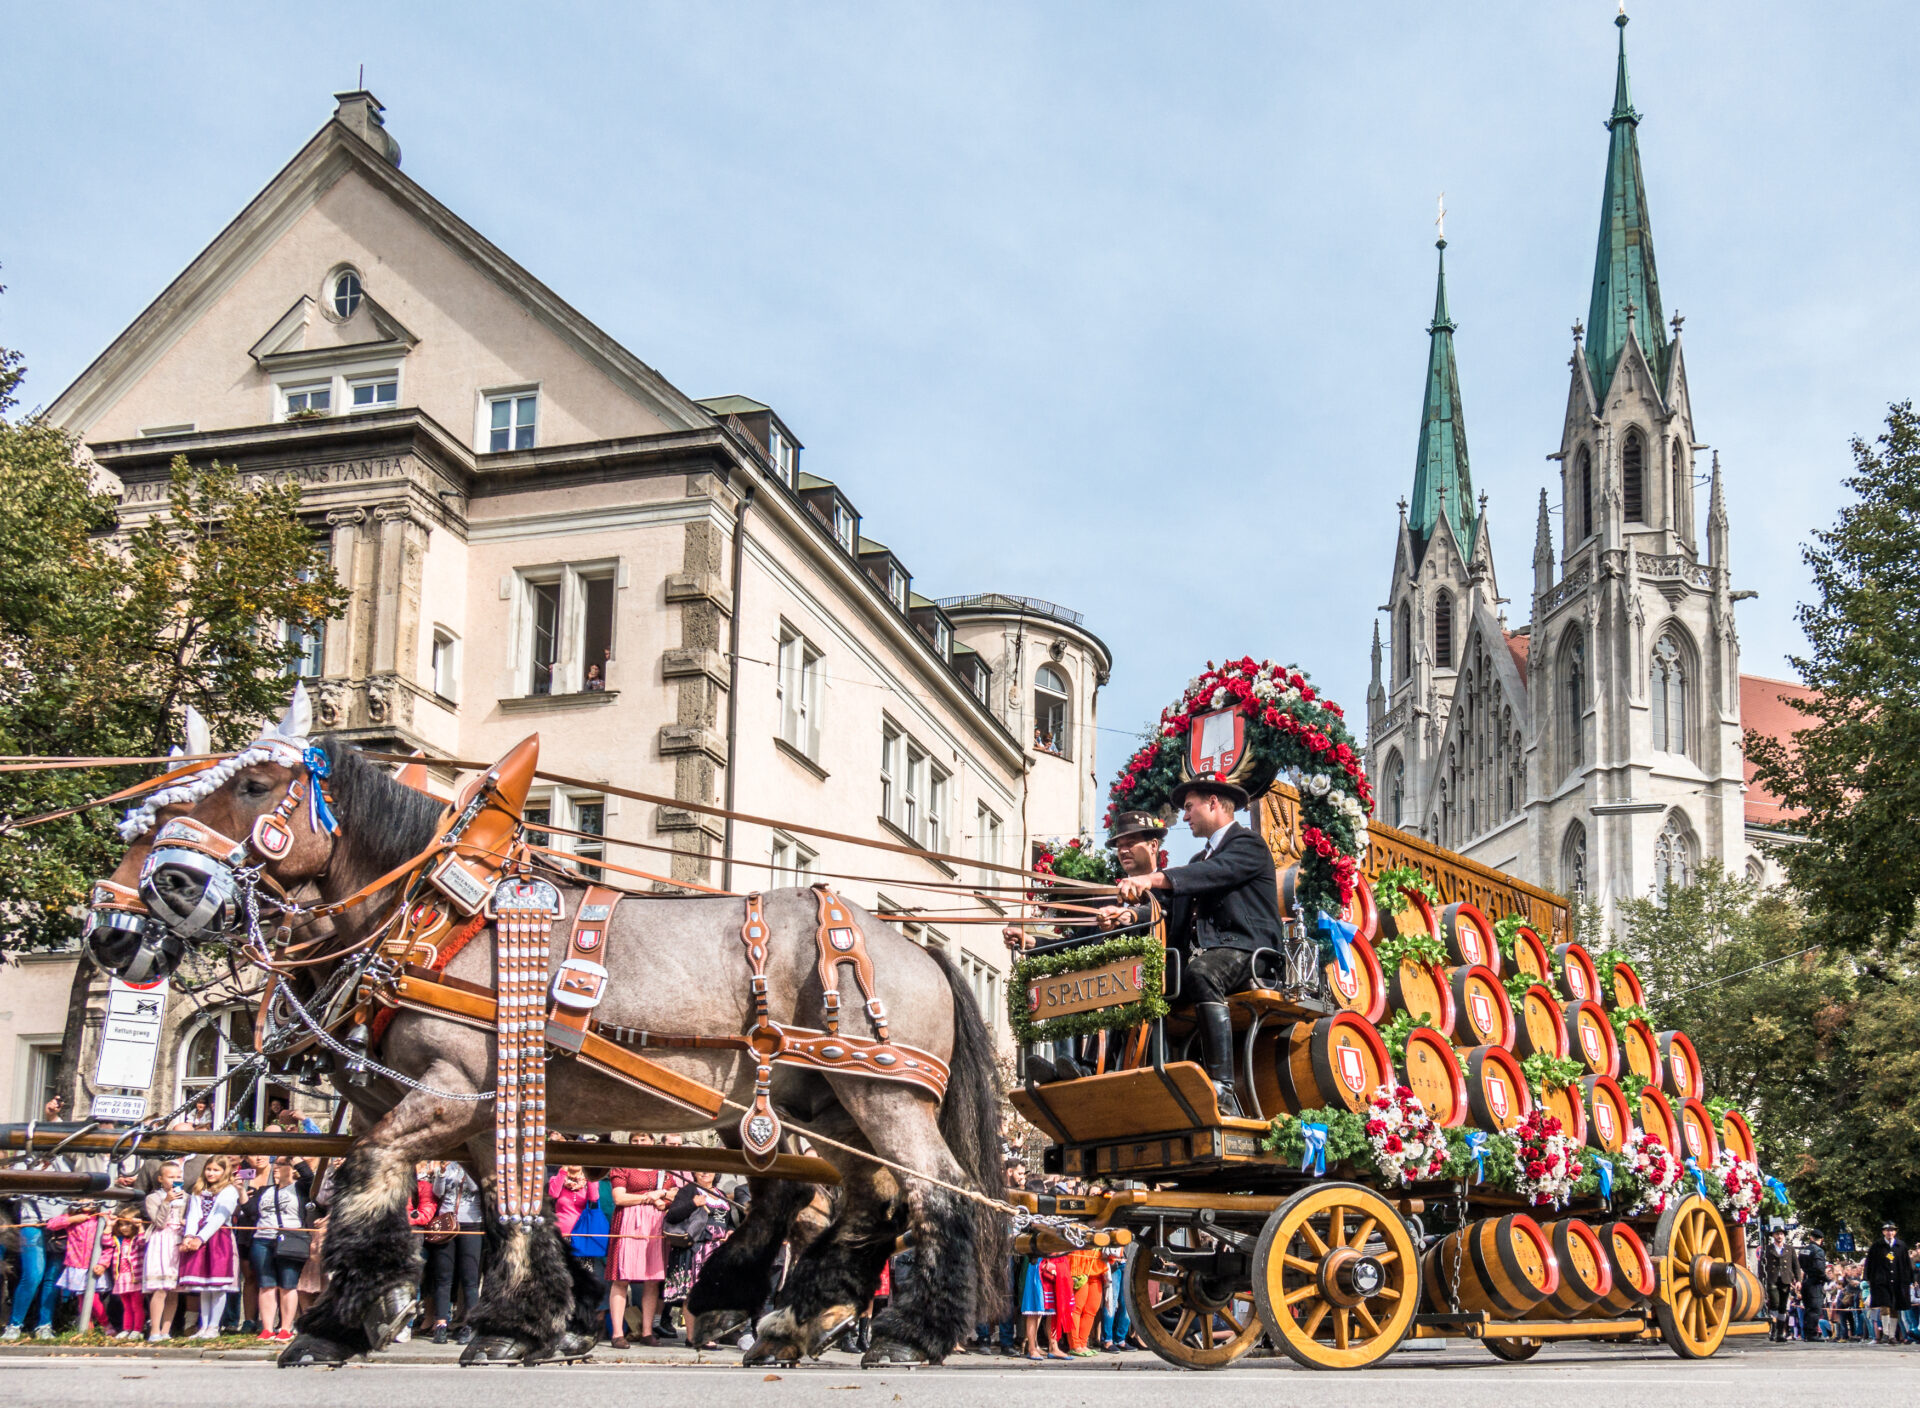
[47,1210,105,1272]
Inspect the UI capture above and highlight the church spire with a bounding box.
[1585,8,1667,405]
[1409,205,1474,551]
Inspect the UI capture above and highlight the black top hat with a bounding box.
[1107,810,1168,843]
[1168,775,1249,811]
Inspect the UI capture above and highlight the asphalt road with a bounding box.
[1,1340,1912,1408]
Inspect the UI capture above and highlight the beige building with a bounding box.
[16,90,1110,1124]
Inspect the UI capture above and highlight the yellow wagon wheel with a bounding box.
[1251,1182,1419,1370]
[1651,1193,1735,1359]
[1124,1221,1265,1370]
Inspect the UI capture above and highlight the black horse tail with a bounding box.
[930,948,1011,1323]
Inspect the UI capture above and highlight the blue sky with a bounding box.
[5,2,1916,794]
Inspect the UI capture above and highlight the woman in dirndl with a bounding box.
[177,1156,242,1339]
[605,1136,680,1347]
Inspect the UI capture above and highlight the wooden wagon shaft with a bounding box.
[0,1125,839,1185]
[0,1168,146,1199]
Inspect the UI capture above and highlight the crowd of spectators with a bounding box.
[1757,1222,1918,1344]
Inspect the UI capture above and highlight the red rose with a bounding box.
[1334,743,1353,764]
[1385,1135,1403,1154]
[1068,838,1082,849]
[1365,1120,1386,1137]
[1526,1160,1546,1180]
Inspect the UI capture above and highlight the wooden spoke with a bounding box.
[1327,1206,1344,1251]
[1354,1302,1383,1337]
[1652,1194,1733,1361]
[1332,1308,1351,1350]
[1301,1300,1331,1338]
[1173,1308,1195,1344]
[1373,1285,1402,1302]
[1349,1215,1377,1250]
[1282,1282,1317,1307]
[1372,1248,1399,1267]
[1254,1183,1419,1370]
[1282,1253,1319,1275]
[1301,1221,1331,1257]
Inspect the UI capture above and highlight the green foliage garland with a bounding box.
[1502,972,1537,1007]
[1007,934,1167,1045]
[1262,1108,1374,1172]
[1374,864,1441,909]
[1375,930,1446,974]
[1492,912,1532,960]
[1439,1127,1520,1190]
[1608,1002,1653,1040]
[1035,838,1121,886]
[1522,1053,1586,1099]
[1618,1071,1652,1104]
[1377,1009,1432,1065]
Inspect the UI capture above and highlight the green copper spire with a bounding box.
[1585,8,1667,404]
[1410,228,1474,549]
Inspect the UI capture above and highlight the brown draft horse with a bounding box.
[90,708,1005,1368]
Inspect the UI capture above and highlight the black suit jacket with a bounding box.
[1163,822,1284,954]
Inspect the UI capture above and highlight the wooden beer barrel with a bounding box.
[1617,1017,1660,1086]
[1461,1045,1531,1132]
[1564,999,1620,1078]
[1720,1109,1757,1163]
[1420,1215,1559,1319]
[1507,924,1551,985]
[1398,1026,1468,1129]
[1657,1031,1703,1100]
[1606,958,1646,1010]
[1375,882,1436,941]
[1594,1221,1656,1313]
[1512,984,1570,1060]
[1261,1013,1393,1116]
[1677,1097,1721,1165]
[1530,1219,1613,1318]
[1284,867,1379,943]
[1438,901,1500,975]
[1636,1084,1681,1153]
[1450,964,1514,1049]
[1386,957,1455,1039]
[1727,1262,1765,1323]
[1322,933,1387,1024]
[1551,942,1600,1004]
[1536,1079,1588,1147]
[1579,1074,1630,1152]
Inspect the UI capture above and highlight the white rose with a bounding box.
[1210,687,1229,708]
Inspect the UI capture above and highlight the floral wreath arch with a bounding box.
[1107,657,1372,923]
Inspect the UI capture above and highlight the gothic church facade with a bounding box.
[1365,14,1805,925]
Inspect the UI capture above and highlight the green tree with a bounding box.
[0,333,346,955]
[1748,402,1920,951]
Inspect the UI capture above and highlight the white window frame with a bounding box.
[832,504,856,552]
[880,723,900,825]
[932,618,951,659]
[431,627,460,702]
[925,764,949,853]
[511,560,618,698]
[281,381,332,418]
[887,566,908,610]
[976,803,1003,887]
[330,268,364,319]
[903,741,927,841]
[348,371,400,411]
[768,425,797,486]
[282,619,325,679]
[770,831,817,888]
[523,789,609,880]
[568,793,606,881]
[481,386,540,453]
[176,1006,270,1128]
[776,624,824,760]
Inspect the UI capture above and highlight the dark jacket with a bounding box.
[1865,1238,1912,1309]
[1798,1244,1830,1299]
[1760,1241,1797,1291]
[1162,823,1283,954]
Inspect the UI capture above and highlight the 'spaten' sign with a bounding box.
[1027,958,1146,1019]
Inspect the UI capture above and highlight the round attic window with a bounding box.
[331,269,363,318]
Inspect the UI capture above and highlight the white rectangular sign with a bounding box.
[93,975,169,1092]
[90,1093,147,1122]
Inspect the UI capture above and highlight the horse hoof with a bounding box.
[743,1307,805,1366]
[460,1334,537,1365]
[526,1331,596,1364]
[801,1306,861,1358]
[861,1339,934,1367]
[277,1333,355,1367]
[362,1287,419,1352]
[690,1310,751,1348]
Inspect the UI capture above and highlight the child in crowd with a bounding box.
[46,1201,110,1330]
[144,1160,186,1342]
[177,1156,241,1340]
[106,1211,148,1339]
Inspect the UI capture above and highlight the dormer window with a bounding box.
[331,270,363,319]
[832,504,856,551]
[887,567,908,610]
[768,425,797,486]
[350,373,398,409]
[284,383,331,417]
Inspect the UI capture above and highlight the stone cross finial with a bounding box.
[1671,310,1685,335]
[1572,319,1585,342]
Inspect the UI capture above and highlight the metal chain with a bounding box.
[1009,1206,1091,1248]
[272,968,496,1102]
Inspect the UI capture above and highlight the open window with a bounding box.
[1033,664,1071,757]
[516,563,617,697]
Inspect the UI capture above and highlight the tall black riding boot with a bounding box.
[1197,1002,1243,1118]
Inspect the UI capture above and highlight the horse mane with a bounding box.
[317,734,444,876]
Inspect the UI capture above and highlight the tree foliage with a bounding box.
[1614,863,1920,1235]
[0,331,345,951]
[1748,401,1920,950]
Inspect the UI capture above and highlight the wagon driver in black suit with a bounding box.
[1115,775,1283,1118]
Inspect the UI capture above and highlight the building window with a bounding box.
[958,950,1000,1032]
[1575,445,1593,541]
[1559,630,1587,774]
[284,383,331,417]
[832,504,856,552]
[1434,590,1454,670]
[518,565,615,697]
[880,724,899,824]
[283,620,325,678]
[331,270,363,318]
[488,391,538,452]
[977,804,1003,886]
[768,425,797,486]
[1672,437,1688,536]
[571,798,605,882]
[1654,815,1694,898]
[1395,601,1411,683]
[926,765,949,853]
[1650,631,1690,756]
[903,741,928,841]
[771,831,817,888]
[523,803,552,849]
[1623,430,1645,523]
[1384,752,1405,827]
[431,628,459,700]
[777,626,823,760]
[886,566,908,611]
[177,1007,267,1127]
[350,373,398,409]
[1034,664,1071,757]
[1562,822,1588,899]
[24,1042,62,1122]
[932,618,951,659]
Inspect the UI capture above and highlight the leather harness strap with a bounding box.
[545,885,621,1052]
[814,885,888,1041]
[737,893,782,1168]
[490,877,564,1225]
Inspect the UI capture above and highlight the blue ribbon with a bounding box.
[1317,910,1357,977]
[1300,1122,1328,1177]
[1685,1156,1709,1199]
[1764,1175,1790,1209]
[1594,1155,1613,1201]
[1464,1129,1489,1185]
[303,746,341,836]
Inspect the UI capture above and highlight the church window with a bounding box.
[1558,631,1586,774]
[1434,590,1454,670]
[1561,822,1587,899]
[1395,601,1410,683]
[1384,752,1405,827]
[1623,430,1645,523]
[1654,815,1694,898]
[1671,437,1688,536]
[1575,446,1593,541]
[1650,631,1689,756]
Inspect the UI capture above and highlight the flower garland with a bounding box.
[1712,1150,1764,1225]
[1033,836,1122,886]
[1616,1129,1682,1216]
[1108,658,1370,922]
[1364,1085,1447,1185]
[1007,934,1168,1045]
[1512,1108,1585,1206]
